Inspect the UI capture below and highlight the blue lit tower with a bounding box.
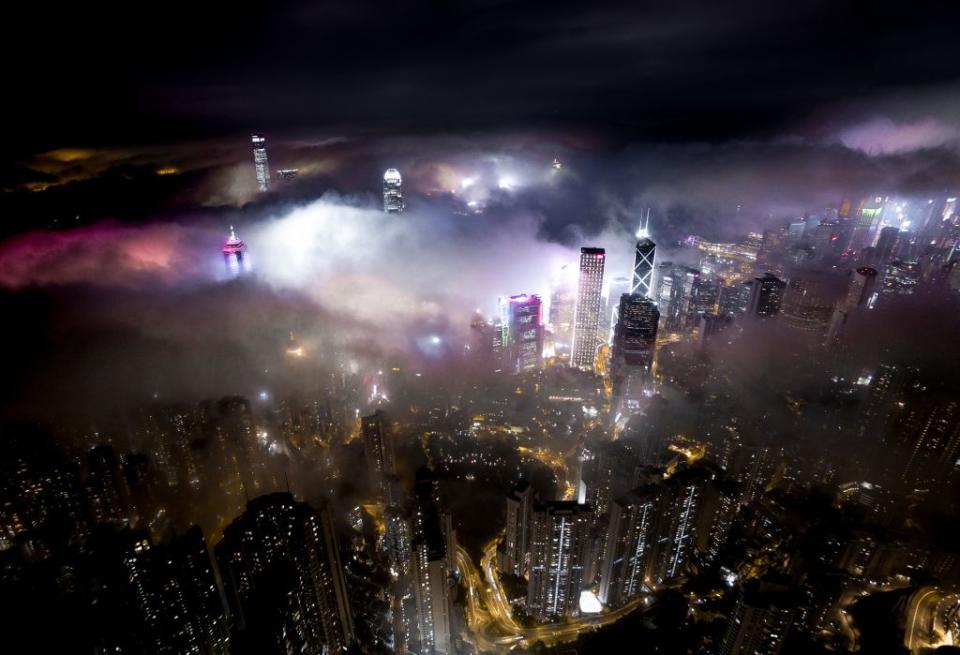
[632,209,656,298]
[384,168,404,213]
[251,135,270,192]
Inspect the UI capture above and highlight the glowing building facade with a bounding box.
[221,226,248,276]
[526,501,590,622]
[251,135,270,192]
[599,486,660,607]
[384,168,404,213]
[632,214,657,298]
[572,247,606,370]
[499,294,544,373]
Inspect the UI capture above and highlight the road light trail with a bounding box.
[457,538,649,651]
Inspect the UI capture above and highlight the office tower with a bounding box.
[500,481,534,576]
[527,501,591,622]
[383,168,404,213]
[499,294,545,373]
[221,226,248,275]
[362,410,395,492]
[251,135,270,192]
[632,211,657,298]
[606,275,632,344]
[845,266,879,309]
[719,281,754,318]
[125,526,230,655]
[411,469,455,654]
[599,486,661,607]
[848,197,886,253]
[827,267,879,344]
[699,313,733,347]
[215,493,354,654]
[747,273,786,319]
[779,275,834,337]
[549,263,576,354]
[719,577,798,655]
[688,273,720,327]
[571,247,606,370]
[610,294,659,412]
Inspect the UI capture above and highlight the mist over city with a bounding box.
[3,2,960,654]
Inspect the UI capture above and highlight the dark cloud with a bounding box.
[6,1,960,159]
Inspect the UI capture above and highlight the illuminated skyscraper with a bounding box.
[411,469,456,654]
[549,263,576,355]
[610,294,659,411]
[599,486,661,607]
[251,134,270,192]
[500,481,534,577]
[632,211,656,298]
[384,168,404,213]
[499,294,544,373]
[527,501,591,622]
[572,247,606,370]
[221,226,248,276]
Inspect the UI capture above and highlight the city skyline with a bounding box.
[4,2,960,655]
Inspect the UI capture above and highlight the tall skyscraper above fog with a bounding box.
[610,294,659,412]
[221,226,248,275]
[631,210,656,298]
[251,134,270,192]
[499,294,545,373]
[572,247,606,370]
[384,168,404,213]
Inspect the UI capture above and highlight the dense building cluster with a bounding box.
[3,184,960,655]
